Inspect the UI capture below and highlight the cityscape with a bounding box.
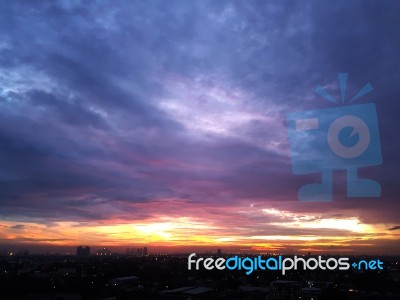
[0,247,399,299]
[1,1,400,300]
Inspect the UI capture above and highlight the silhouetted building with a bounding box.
[109,275,138,286]
[270,280,302,300]
[96,247,111,256]
[389,268,400,282]
[126,247,148,256]
[217,248,222,255]
[302,287,322,300]
[16,249,29,256]
[76,246,90,257]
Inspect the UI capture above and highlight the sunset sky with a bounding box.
[0,1,399,254]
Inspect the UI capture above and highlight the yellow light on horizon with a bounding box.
[262,208,374,234]
[273,217,373,233]
[134,223,173,239]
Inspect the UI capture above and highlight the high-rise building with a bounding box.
[76,246,90,257]
[96,247,112,256]
[126,247,148,256]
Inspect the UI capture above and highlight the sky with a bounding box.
[0,0,399,254]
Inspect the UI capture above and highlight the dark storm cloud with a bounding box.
[0,0,399,228]
[388,225,400,231]
[10,224,25,230]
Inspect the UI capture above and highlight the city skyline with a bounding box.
[0,1,400,255]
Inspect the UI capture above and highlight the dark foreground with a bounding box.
[0,254,399,300]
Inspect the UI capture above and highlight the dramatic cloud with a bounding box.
[0,0,399,253]
[388,226,400,231]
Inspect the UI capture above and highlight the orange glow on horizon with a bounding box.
[0,205,399,254]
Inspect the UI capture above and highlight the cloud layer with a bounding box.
[0,0,399,253]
